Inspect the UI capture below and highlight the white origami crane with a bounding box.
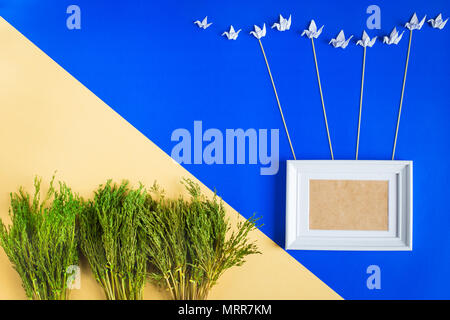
[272,14,292,31]
[329,30,353,49]
[383,27,405,45]
[405,13,427,30]
[356,31,377,48]
[222,25,241,40]
[250,24,266,39]
[428,13,448,29]
[194,16,212,29]
[301,20,324,39]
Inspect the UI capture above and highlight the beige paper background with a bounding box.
[309,180,388,231]
[0,17,340,300]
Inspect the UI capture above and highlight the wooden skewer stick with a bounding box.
[258,39,297,160]
[392,30,413,160]
[311,38,334,160]
[356,46,366,160]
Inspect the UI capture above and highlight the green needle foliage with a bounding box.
[0,176,82,300]
[79,180,147,300]
[140,179,261,300]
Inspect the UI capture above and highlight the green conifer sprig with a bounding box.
[0,176,82,300]
[140,179,261,300]
[78,180,147,300]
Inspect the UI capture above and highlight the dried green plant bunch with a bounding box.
[140,179,261,300]
[0,176,82,300]
[79,180,147,300]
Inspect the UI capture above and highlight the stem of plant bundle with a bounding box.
[392,30,412,160]
[258,38,297,160]
[102,270,116,300]
[311,38,334,160]
[169,271,179,299]
[199,283,210,300]
[356,46,366,160]
[164,275,176,300]
[119,277,126,300]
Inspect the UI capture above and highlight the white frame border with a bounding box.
[285,160,413,251]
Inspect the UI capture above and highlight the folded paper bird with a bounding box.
[272,14,292,31]
[428,13,448,29]
[222,25,241,40]
[356,30,377,48]
[383,27,405,45]
[301,20,324,39]
[329,30,353,49]
[250,24,266,39]
[194,16,212,29]
[405,13,427,30]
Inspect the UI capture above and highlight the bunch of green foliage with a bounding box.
[0,176,82,300]
[78,180,147,300]
[140,179,261,300]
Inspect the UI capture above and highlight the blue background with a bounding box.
[1,0,449,299]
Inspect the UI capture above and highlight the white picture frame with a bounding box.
[285,160,413,251]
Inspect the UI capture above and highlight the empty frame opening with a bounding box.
[309,179,389,231]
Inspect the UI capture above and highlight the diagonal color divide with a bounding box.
[0,17,340,300]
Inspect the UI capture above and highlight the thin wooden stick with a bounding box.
[258,39,297,160]
[311,38,334,160]
[392,30,413,160]
[356,46,366,160]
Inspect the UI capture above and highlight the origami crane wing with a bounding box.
[394,31,404,44]
[342,36,353,48]
[287,15,292,29]
[336,30,345,42]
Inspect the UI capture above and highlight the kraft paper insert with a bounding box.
[309,180,389,231]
